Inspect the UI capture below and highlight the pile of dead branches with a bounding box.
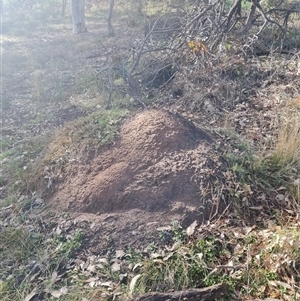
[95,0,300,108]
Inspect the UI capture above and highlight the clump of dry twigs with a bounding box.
[95,0,300,110]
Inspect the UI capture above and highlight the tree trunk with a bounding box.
[226,0,242,32]
[71,0,87,34]
[107,0,115,37]
[243,3,256,36]
[137,0,143,15]
[62,0,67,17]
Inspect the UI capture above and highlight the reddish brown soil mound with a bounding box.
[47,110,222,221]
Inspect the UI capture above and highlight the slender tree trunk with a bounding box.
[226,0,242,32]
[138,0,143,15]
[243,3,256,36]
[107,0,115,37]
[71,0,87,34]
[62,0,67,17]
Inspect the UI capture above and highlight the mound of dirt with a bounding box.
[47,110,225,222]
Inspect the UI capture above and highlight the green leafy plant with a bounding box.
[54,230,83,258]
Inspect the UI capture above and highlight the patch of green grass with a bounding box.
[54,230,83,258]
[68,108,129,146]
[21,109,129,195]
[0,150,14,161]
[28,112,52,125]
[125,247,143,265]
[241,0,252,10]
[0,223,85,301]
[170,220,186,242]
[135,237,227,293]
[0,228,43,300]
[0,134,50,206]
[0,227,43,265]
[127,221,300,299]
[226,150,252,184]
[2,50,35,76]
[75,73,98,95]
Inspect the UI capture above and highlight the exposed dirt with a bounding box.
[40,109,228,251]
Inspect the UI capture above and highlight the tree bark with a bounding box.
[71,0,87,34]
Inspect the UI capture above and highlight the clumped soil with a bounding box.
[42,109,226,250]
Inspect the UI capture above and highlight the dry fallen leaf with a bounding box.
[129,274,141,294]
[99,281,114,288]
[132,263,143,271]
[115,250,125,259]
[186,220,197,236]
[85,277,99,283]
[276,194,285,201]
[111,262,121,272]
[50,290,62,298]
[156,226,172,231]
[24,290,38,301]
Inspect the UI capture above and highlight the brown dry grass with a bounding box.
[273,112,300,168]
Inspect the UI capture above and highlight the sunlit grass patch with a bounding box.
[253,109,300,200]
[271,114,300,168]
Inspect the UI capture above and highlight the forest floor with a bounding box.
[1,3,300,301]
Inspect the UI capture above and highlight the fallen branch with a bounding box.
[134,283,229,301]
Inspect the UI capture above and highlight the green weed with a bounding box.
[54,230,83,258]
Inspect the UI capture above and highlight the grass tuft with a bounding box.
[271,114,300,168]
[253,110,300,200]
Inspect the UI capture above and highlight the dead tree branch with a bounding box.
[251,0,286,36]
[134,283,229,301]
[94,0,300,108]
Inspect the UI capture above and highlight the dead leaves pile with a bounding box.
[127,219,300,300]
[1,200,300,301]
